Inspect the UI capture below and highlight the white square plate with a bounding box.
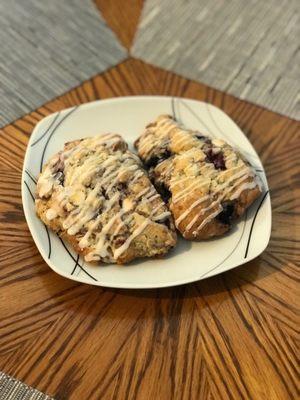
[22,96,271,288]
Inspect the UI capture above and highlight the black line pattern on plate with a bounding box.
[200,210,248,279]
[23,180,35,202]
[25,169,37,184]
[71,254,80,276]
[204,101,261,165]
[171,97,183,124]
[31,112,61,147]
[171,97,176,119]
[173,97,183,123]
[59,239,97,281]
[40,106,79,172]
[244,190,270,259]
[24,180,51,259]
[176,99,183,124]
[179,99,217,138]
[205,101,231,142]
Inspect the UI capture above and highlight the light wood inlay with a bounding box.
[95,0,144,49]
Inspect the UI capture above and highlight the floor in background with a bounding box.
[132,0,300,120]
[0,0,127,127]
[0,371,53,400]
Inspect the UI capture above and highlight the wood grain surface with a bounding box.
[94,0,143,49]
[0,4,299,400]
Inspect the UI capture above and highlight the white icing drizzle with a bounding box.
[138,116,204,162]
[225,153,237,164]
[176,168,253,233]
[185,214,201,232]
[90,187,167,262]
[45,208,57,220]
[192,209,221,236]
[151,202,168,217]
[113,219,128,237]
[62,181,103,234]
[131,170,144,183]
[146,193,160,203]
[168,155,256,234]
[78,192,120,249]
[87,209,125,260]
[173,180,210,203]
[153,211,171,221]
[230,180,258,200]
[136,187,152,200]
[113,202,168,259]
[185,201,223,232]
[170,176,191,187]
[163,161,174,177]
[175,196,210,226]
[212,138,225,147]
[37,134,172,263]
[184,170,256,234]
[173,130,196,149]
[37,167,57,198]
[138,117,176,158]
[136,115,260,236]
[113,219,150,259]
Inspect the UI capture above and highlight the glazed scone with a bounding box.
[135,115,262,240]
[36,134,177,264]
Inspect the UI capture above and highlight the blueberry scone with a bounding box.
[134,115,262,240]
[36,134,177,264]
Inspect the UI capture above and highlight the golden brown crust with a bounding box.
[135,115,262,240]
[35,134,176,264]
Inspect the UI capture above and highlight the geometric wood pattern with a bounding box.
[95,0,144,49]
[0,2,299,399]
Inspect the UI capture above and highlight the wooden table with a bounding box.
[0,2,298,399]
